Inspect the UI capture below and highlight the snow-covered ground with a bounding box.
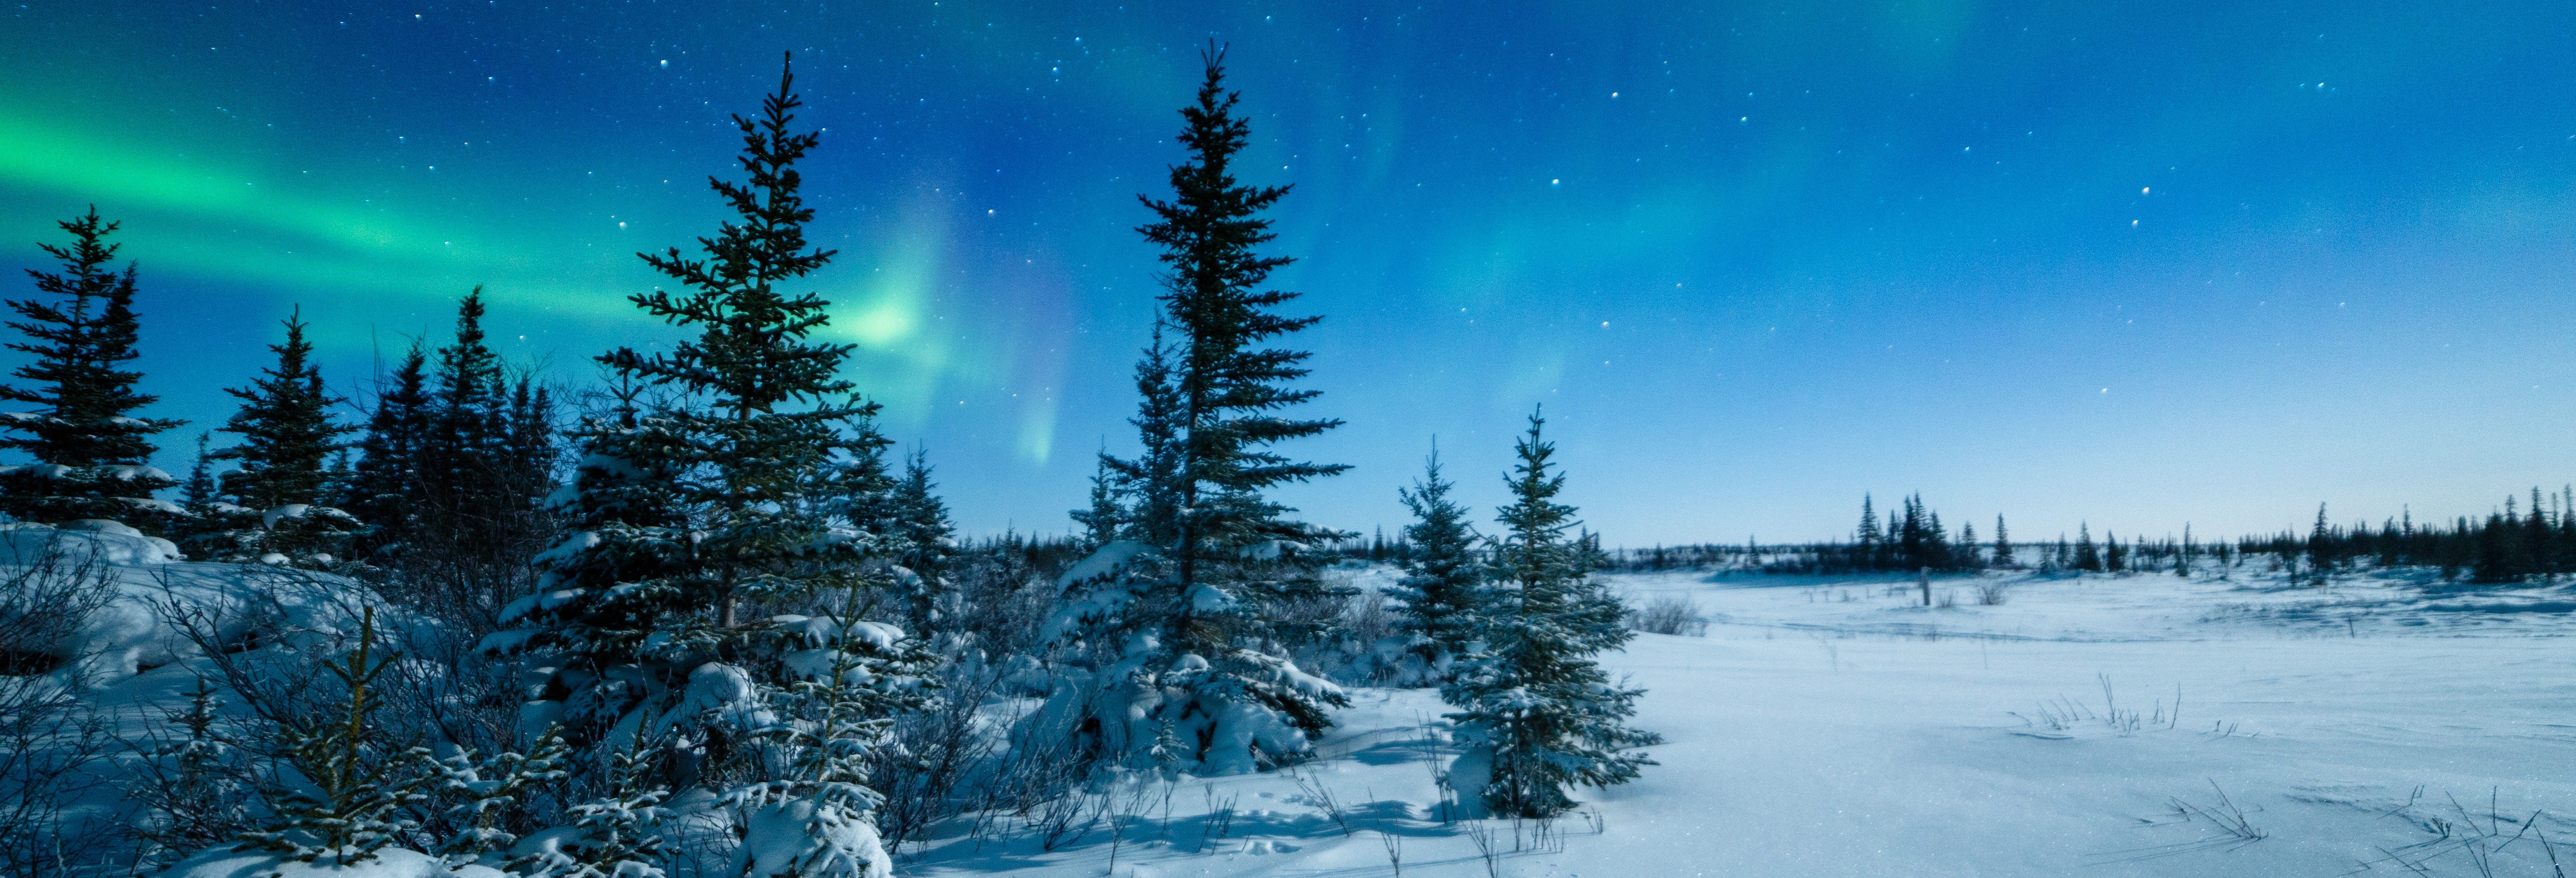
[898,565,2576,877]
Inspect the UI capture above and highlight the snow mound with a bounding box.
[155,846,505,878]
[0,520,181,565]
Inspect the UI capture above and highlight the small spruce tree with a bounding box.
[1382,443,1480,685]
[203,308,360,564]
[1441,409,1658,819]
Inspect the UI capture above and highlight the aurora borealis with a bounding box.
[2,2,2572,543]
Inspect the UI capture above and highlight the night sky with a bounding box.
[2,2,2571,545]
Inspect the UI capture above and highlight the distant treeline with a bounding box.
[1331,487,2576,586]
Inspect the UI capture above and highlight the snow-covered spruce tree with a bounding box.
[0,207,184,531]
[1441,409,1658,819]
[488,56,926,876]
[239,608,440,866]
[1042,46,1351,774]
[727,610,934,878]
[432,731,571,867]
[511,742,673,878]
[344,343,432,558]
[1380,445,1480,685]
[198,308,361,565]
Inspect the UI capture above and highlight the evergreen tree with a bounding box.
[2306,502,2336,575]
[242,609,437,866]
[345,344,432,557]
[1042,46,1350,773]
[2104,532,2126,572]
[0,207,183,529]
[1992,515,2014,568]
[886,447,956,634]
[203,308,361,564]
[1100,324,1184,546]
[1068,451,1123,550]
[2073,524,2101,572]
[727,613,934,878]
[1383,443,1480,685]
[178,433,217,515]
[1442,409,1657,818]
[1854,494,1881,568]
[490,61,919,865]
[511,743,672,878]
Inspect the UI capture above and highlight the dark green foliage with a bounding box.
[1068,452,1122,550]
[888,447,956,633]
[1443,409,1657,819]
[189,308,360,563]
[496,58,912,794]
[212,309,352,511]
[0,207,182,528]
[1134,46,1348,578]
[1385,445,1480,683]
[2073,523,2101,572]
[344,344,431,556]
[1992,515,2014,567]
[1046,47,1352,772]
[242,609,437,866]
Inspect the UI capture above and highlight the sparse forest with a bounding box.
[4,35,2573,878]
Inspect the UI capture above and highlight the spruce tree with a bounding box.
[2306,502,2335,576]
[345,343,432,556]
[1383,444,1480,685]
[2073,524,2101,572]
[886,447,956,634]
[199,308,361,564]
[490,60,923,867]
[1068,452,1123,550]
[1854,494,1881,569]
[1044,46,1349,773]
[1992,515,2013,568]
[0,207,183,529]
[1442,409,1657,818]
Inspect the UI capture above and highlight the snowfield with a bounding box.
[891,565,2576,877]
[40,561,2576,877]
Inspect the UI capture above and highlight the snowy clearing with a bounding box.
[878,565,2574,878]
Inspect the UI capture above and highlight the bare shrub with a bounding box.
[1624,595,1707,637]
[0,541,125,877]
[1976,582,2009,605]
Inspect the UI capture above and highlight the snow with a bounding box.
[156,846,507,878]
[892,564,2576,877]
[34,550,2576,877]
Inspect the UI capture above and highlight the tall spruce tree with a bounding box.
[489,59,926,874]
[2073,523,2101,572]
[0,207,184,529]
[1442,409,1657,818]
[200,308,360,563]
[1993,515,2013,567]
[1044,46,1350,773]
[1383,443,1480,685]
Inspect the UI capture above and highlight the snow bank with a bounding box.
[155,846,505,878]
[0,524,368,685]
